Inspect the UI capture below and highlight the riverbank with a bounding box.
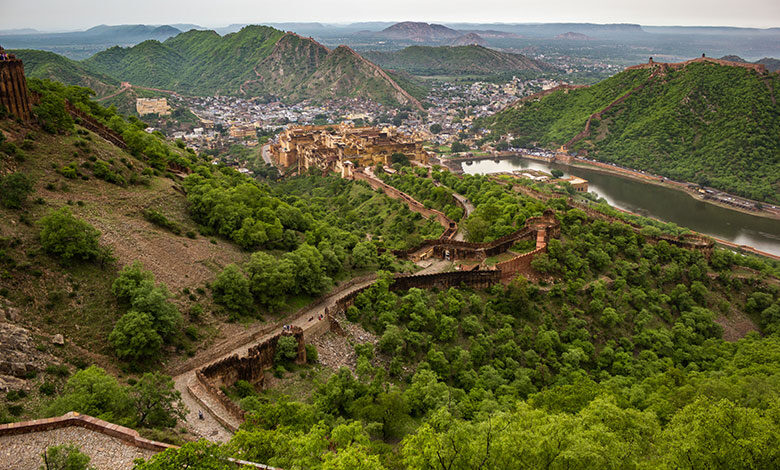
[443,152,780,221]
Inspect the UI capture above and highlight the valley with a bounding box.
[1,14,780,470]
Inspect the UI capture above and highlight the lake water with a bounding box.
[461,157,780,256]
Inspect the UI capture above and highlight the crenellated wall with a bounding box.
[0,57,32,121]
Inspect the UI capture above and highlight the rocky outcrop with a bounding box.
[0,322,60,391]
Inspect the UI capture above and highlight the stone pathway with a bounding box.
[172,276,380,442]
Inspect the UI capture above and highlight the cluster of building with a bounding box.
[270,122,430,175]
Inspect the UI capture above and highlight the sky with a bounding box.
[2,0,779,31]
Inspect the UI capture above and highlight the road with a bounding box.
[261,144,273,165]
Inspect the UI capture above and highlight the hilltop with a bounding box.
[364,44,555,77]
[377,21,461,41]
[721,55,780,72]
[480,58,780,202]
[75,25,422,108]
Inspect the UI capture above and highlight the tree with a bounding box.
[40,444,94,470]
[391,152,410,166]
[212,264,253,317]
[274,335,299,364]
[429,123,442,135]
[109,310,163,363]
[451,142,468,153]
[129,372,186,428]
[0,172,33,209]
[38,207,102,261]
[112,261,155,302]
[352,241,378,268]
[245,252,294,310]
[46,366,131,424]
[551,169,564,178]
[133,440,232,470]
[35,93,74,133]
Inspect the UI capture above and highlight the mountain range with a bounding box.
[364,44,554,76]
[14,26,424,109]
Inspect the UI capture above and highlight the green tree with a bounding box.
[109,310,163,363]
[129,372,186,428]
[212,264,253,317]
[0,172,34,209]
[133,440,232,469]
[38,207,102,261]
[429,123,442,134]
[46,366,131,424]
[35,93,74,134]
[352,241,378,268]
[245,252,295,310]
[40,444,94,470]
[112,261,155,302]
[274,335,299,364]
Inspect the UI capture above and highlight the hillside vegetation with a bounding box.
[364,45,554,77]
[481,62,780,202]
[13,49,119,98]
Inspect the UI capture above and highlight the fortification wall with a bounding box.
[351,171,457,239]
[626,56,766,73]
[0,58,32,121]
[64,101,128,149]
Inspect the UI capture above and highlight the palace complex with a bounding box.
[270,123,431,175]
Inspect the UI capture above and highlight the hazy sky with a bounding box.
[2,0,779,31]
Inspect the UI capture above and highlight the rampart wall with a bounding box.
[64,101,128,149]
[0,58,32,121]
[626,56,767,73]
[351,171,458,239]
[195,328,306,423]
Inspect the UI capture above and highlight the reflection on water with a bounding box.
[461,157,780,256]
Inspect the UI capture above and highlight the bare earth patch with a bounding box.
[716,311,759,342]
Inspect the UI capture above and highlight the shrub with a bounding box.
[306,344,319,364]
[212,264,253,317]
[38,207,102,262]
[0,172,34,209]
[41,444,94,470]
[274,335,299,364]
[143,209,181,235]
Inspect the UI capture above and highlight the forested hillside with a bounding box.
[13,49,119,97]
[4,74,780,470]
[481,62,780,202]
[364,44,554,77]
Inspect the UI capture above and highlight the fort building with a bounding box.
[0,48,33,121]
[270,122,431,174]
[135,98,171,116]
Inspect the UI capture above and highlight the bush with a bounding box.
[38,207,102,262]
[274,335,299,364]
[40,444,94,470]
[306,344,319,364]
[39,382,56,396]
[0,172,34,209]
[143,209,181,235]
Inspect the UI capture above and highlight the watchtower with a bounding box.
[0,47,32,121]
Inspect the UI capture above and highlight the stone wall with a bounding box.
[0,58,32,121]
[0,412,172,470]
[195,328,306,423]
[351,171,458,239]
[64,101,128,149]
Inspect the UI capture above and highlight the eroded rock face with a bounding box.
[0,322,59,389]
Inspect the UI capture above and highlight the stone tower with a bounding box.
[0,49,33,121]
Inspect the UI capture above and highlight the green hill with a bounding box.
[81,26,421,108]
[12,49,119,97]
[481,61,780,202]
[363,44,555,77]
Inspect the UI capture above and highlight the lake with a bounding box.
[461,157,780,256]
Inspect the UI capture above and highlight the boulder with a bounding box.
[52,334,65,346]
